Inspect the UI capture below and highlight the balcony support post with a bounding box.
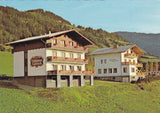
[57,75,61,88]
[90,75,94,86]
[80,75,85,86]
[69,75,73,87]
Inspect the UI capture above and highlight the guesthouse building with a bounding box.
[90,45,146,82]
[7,29,96,88]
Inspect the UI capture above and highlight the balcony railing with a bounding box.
[47,70,96,76]
[46,42,88,53]
[136,72,147,76]
[47,56,88,64]
[47,70,57,75]
[122,62,143,67]
[125,53,137,58]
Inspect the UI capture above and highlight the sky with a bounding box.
[0,0,160,33]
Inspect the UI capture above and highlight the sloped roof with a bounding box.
[90,45,144,55]
[6,29,94,45]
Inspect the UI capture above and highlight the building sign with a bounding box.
[109,59,118,62]
[30,56,43,68]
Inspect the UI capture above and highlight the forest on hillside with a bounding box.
[0,6,131,48]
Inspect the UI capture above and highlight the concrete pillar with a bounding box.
[69,75,73,87]
[90,75,94,86]
[81,75,85,86]
[57,75,61,88]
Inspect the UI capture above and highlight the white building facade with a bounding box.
[91,45,145,82]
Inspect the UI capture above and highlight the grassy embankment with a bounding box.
[1,80,160,113]
[0,51,13,76]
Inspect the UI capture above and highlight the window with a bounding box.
[61,65,66,70]
[131,68,135,72]
[123,67,127,73]
[109,68,112,73]
[62,52,65,57]
[101,60,103,64]
[70,53,74,58]
[53,65,57,71]
[125,59,127,62]
[53,39,57,44]
[78,54,81,59]
[60,40,65,46]
[104,69,107,74]
[69,41,74,46]
[113,68,117,73]
[104,59,106,64]
[77,66,81,71]
[98,69,102,74]
[70,66,74,71]
[53,51,57,56]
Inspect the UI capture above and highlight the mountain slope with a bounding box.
[116,32,160,57]
[0,6,131,48]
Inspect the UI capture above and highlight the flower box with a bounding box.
[74,58,78,60]
[54,43,58,45]
[59,70,63,72]
[84,47,87,50]
[84,59,87,61]
[71,70,75,73]
[82,71,85,73]
[64,44,68,46]
[74,46,78,48]
[53,56,58,58]
[65,57,69,59]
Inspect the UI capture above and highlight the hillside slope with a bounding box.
[0,51,13,76]
[0,6,131,48]
[1,80,160,113]
[116,32,160,57]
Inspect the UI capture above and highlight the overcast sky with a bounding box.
[1,0,160,33]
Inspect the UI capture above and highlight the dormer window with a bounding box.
[53,39,57,44]
[61,40,65,46]
[69,41,74,46]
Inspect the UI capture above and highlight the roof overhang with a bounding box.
[131,45,144,55]
[6,29,94,46]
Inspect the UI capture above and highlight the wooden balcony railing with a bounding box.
[47,70,57,75]
[122,62,143,67]
[47,70,96,76]
[125,53,137,58]
[136,72,147,76]
[47,56,88,64]
[46,42,88,53]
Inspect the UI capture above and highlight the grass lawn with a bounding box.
[1,80,160,113]
[0,51,13,76]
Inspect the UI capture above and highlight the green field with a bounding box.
[0,51,13,76]
[1,80,160,113]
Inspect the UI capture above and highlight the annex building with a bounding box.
[90,45,146,82]
[7,29,96,88]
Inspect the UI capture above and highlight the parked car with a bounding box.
[0,74,13,80]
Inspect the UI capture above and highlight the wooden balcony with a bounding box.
[125,53,137,58]
[47,70,96,76]
[47,70,57,75]
[136,63,143,67]
[46,42,88,53]
[47,56,88,64]
[122,62,143,67]
[136,72,147,76]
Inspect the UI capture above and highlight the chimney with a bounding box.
[114,45,119,48]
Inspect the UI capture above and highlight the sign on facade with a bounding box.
[30,56,43,67]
